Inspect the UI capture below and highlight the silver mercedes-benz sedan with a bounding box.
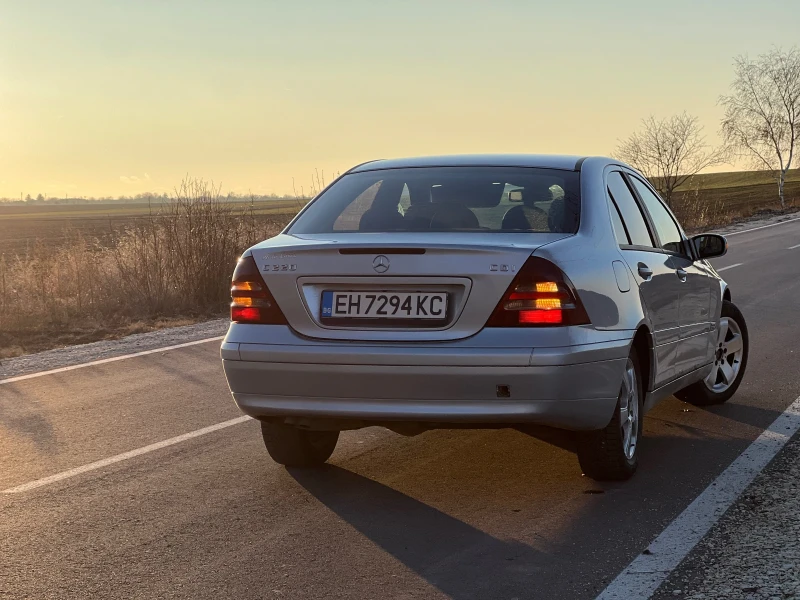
[221,155,749,480]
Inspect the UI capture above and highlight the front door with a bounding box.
[626,175,716,376]
[669,254,717,373]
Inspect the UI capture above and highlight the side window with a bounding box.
[629,177,685,255]
[606,171,653,247]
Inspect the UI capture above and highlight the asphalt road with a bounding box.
[2,219,800,600]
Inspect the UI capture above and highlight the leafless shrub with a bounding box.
[615,112,728,206]
[0,178,285,350]
[109,178,275,313]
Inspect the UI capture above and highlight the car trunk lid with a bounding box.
[249,232,567,341]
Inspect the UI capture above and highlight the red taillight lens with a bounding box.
[230,254,287,324]
[485,256,590,327]
[231,306,263,322]
[519,309,563,324]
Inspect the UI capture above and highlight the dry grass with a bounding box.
[671,175,800,232]
[676,168,800,191]
[0,179,288,357]
[0,197,301,254]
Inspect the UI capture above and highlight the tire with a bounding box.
[675,300,748,406]
[577,352,643,481]
[260,422,339,468]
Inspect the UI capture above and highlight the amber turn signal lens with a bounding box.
[231,297,257,307]
[231,281,262,292]
[534,298,562,310]
[535,282,559,293]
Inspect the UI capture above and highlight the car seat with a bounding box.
[501,187,550,231]
[359,205,405,231]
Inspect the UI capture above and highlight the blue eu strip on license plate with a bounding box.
[321,291,334,317]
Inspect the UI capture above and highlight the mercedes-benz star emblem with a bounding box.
[372,255,390,273]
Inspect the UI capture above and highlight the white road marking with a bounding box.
[724,216,800,236]
[1,416,251,494]
[788,243,800,250]
[716,263,743,272]
[0,336,224,386]
[597,395,800,600]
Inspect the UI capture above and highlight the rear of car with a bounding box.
[220,155,750,481]
[221,159,631,434]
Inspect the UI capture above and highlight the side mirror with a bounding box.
[692,233,728,260]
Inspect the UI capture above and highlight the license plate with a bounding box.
[321,291,448,320]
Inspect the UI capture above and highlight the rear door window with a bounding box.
[606,172,654,248]
[607,197,630,245]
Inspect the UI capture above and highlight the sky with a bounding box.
[1,0,798,199]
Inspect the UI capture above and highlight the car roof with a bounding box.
[348,154,590,173]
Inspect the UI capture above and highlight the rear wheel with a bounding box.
[676,300,748,406]
[577,353,643,481]
[260,422,339,467]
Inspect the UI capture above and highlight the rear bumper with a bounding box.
[221,330,632,431]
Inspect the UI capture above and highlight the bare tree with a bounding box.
[614,112,728,206]
[720,47,800,209]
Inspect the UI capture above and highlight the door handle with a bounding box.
[676,268,688,282]
[637,263,653,280]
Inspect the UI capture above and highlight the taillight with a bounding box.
[485,256,590,327]
[230,254,287,324]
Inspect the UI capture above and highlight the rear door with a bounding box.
[627,176,716,375]
[606,170,682,387]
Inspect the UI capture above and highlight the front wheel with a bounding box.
[576,352,643,481]
[260,422,339,468]
[676,300,748,406]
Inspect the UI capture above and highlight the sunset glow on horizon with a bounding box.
[2,0,798,198]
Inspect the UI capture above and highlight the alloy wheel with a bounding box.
[619,358,639,460]
[704,317,745,393]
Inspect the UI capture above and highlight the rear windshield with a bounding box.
[287,167,581,234]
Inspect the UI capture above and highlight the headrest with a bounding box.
[508,174,563,207]
[520,185,553,207]
[430,181,504,208]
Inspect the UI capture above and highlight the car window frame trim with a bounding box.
[605,169,658,250]
[619,244,691,258]
[607,191,632,246]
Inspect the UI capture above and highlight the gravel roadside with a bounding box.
[652,432,800,600]
[0,319,228,380]
[710,209,800,236]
